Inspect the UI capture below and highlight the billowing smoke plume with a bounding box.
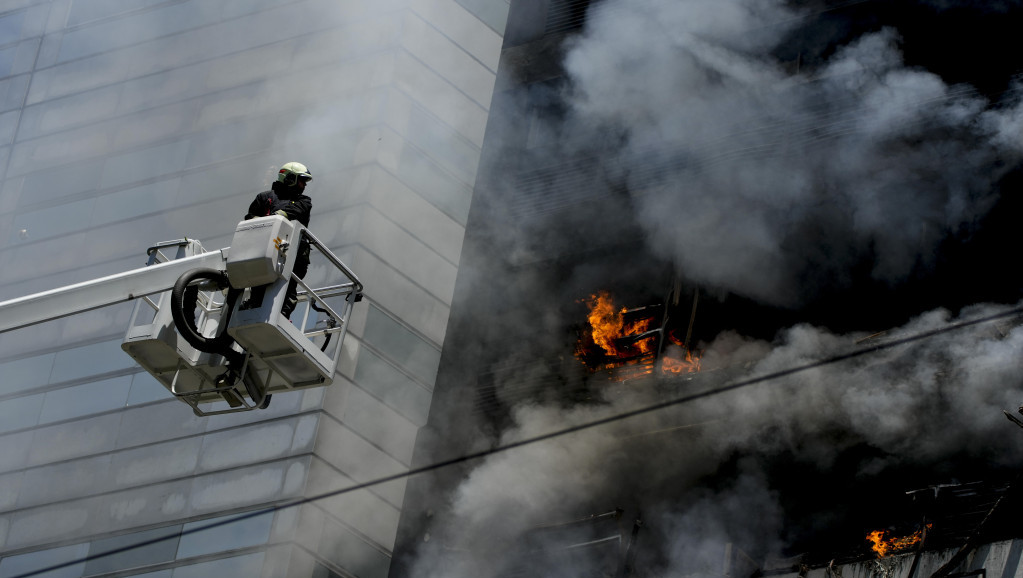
[405,0,1023,575]
[564,0,1023,306]
[410,302,1023,576]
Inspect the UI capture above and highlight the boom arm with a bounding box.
[0,220,365,416]
[0,242,227,334]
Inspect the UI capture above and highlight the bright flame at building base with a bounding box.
[866,524,932,557]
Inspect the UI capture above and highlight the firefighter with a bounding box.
[244,162,313,318]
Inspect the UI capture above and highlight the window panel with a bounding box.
[397,145,473,225]
[0,429,33,473]
[454,0,510,33]
[0,542,88,578]
[171,552,265,578]
[342,385,418,465]
[67,0,169,27]
[180,122,280,181]
[38,375,132,424]
[175,154,265,203]
[0,351,55,396]
[313,562,344,578]
[0,470,19,509]
[0,45,17,79]
[74,212,185,268]
[0,11,26,49]
[17,158,103,207]
[59,1,222,63]
[16,453,112,509]
[353,348,432,426]
[415,0,502,71]
[0,392,43,434]
[50,339,137,384]
[10,197,95,244]
[0,74,29,112]
[362,305,440,386]
[27,412,121,465]
[92,177,181,225]
[318,518,391,578]
[19,5,50,40]
[83,524,181,576]
[25,50,138,107]
[17,85,120,141]
[407,106,481,185]
[116,64,207,115]
[0,109,19,146]
[219,0,297,19]
[98,140,190,190]
[395,50,489,145]
[126,371,172,406]
[175,510,274,559]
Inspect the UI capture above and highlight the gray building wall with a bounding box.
[0,0,507,575]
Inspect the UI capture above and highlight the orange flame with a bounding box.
[662,328,701,373]
[866,525,931,557]
[586,291,626,357]
[578,292,702,377]
[662,348,702,373]
[624,316,655,354]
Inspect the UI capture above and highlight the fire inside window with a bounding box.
[575,290,701,380]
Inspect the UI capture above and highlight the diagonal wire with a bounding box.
[12,305,1023,578]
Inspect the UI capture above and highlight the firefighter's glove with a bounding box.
[274,209,288,218]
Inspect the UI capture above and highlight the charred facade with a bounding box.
[391,1,1023,576]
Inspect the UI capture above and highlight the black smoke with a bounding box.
[396,1,1023,576]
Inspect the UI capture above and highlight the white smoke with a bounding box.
[408,302,1023,576]
[710,304,1023,459]
[563,0,1023,306]
[405,0,1023,574]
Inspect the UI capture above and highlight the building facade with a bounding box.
[0,0,508,576]
[389,0,1023,576]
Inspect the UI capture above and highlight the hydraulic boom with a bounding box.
[0,242,227,334]
[0,217,364,416]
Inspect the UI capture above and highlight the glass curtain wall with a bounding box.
[0,0,507,576]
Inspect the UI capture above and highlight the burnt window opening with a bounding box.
[574,288,703,382]
[470,273,710,423]
[545,0,592,35]
[523,79,569,150]
[498,509,642,578]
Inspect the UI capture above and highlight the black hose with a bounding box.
[171,268,242,359]
[172,268,270,409]
[243,374,272,409]
[310,300,336,352]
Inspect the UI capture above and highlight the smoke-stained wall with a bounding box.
[0,0,508,576]
[393,0,1023,576]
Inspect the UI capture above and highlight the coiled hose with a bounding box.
[170,268,241,357]
[171,268,270,408]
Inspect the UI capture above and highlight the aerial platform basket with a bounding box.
[117,217,364,416]
[0,216,364,416]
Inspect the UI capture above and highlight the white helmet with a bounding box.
[277,162,312,186]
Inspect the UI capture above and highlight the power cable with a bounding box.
[11,304,1023,578]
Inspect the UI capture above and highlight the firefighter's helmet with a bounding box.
[277,162,312,186]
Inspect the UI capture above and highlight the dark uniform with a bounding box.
[244,180,312,318]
